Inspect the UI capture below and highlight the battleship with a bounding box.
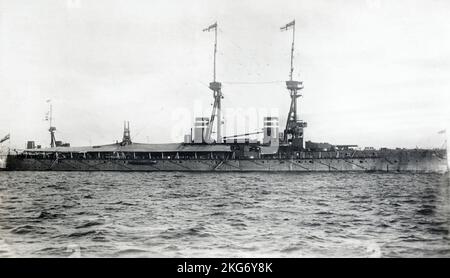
[1,21,448,173]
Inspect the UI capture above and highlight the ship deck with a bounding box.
[21,142,232,153]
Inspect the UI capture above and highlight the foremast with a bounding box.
[203,22,223,144]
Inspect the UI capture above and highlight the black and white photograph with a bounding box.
[0,0,449,267]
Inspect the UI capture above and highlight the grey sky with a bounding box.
[0,0,449,149]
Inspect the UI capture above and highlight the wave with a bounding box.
[36,211,62,220]
[75,220,105,229]
[10,225,47,235]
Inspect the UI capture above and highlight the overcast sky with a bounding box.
[0,0,449,149]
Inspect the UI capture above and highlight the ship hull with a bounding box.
[5,149,448,173]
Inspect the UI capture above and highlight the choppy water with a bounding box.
[0,171,449,257]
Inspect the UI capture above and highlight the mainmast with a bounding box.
[280,20,307,149]
[203,22,223,144]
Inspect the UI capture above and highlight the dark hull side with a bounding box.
[4,149,448,173]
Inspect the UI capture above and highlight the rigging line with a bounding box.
[218,28,264,68]
[218,28,242,51]
[222,80,285,85]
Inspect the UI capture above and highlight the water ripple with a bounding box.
[0,171,449,257]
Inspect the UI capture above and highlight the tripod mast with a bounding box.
[280,20,307,149]
[203,22,223,144]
